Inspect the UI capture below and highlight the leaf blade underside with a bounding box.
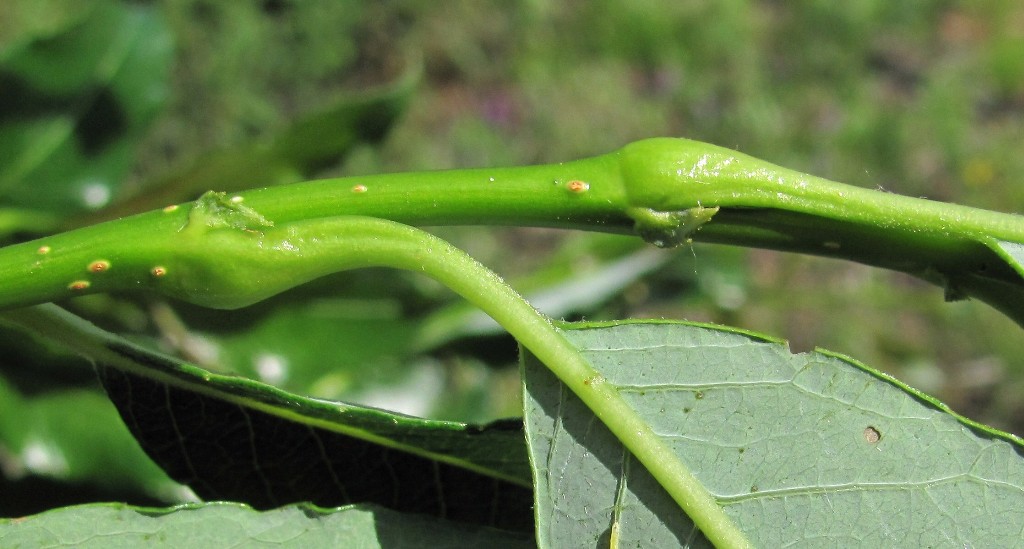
[97,365,533,531]
[4,305,533,530]
[0,502,534,548]
[523,320,1024,547]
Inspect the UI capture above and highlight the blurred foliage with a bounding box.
[0,2,172,216]
[358,0,1024,435]
[1,0,1023,517]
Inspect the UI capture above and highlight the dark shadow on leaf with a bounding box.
[96,366,534,531]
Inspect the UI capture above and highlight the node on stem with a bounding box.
[627,205,719,248]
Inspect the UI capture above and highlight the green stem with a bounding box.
[3,138,1024,322]
[221,138,1024,325]
[617,139,1024,320]
[617,138,1024,241]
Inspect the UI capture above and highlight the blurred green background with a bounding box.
[2,0,1024,514]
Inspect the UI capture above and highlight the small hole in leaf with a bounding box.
[863,426,881,444]
[694,391,704,399]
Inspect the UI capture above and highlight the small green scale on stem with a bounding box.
[627,205,719,248]
[183,191,275,234]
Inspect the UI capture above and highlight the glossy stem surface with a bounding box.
[3,138,1021,322]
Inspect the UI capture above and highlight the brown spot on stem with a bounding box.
[68,280,90,291]
[151,266,168,277]
[566,180,590,193]
[37,245,51,255]
[351,184,368,193]
[88,260,111,273]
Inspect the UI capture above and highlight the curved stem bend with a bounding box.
[329,218,754,548]
[208,215,752,548]
[0,211,750,547]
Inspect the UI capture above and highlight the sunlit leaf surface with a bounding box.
[524,321,1024,547]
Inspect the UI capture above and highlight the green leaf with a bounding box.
[161,276,422,401]
[0,1,172,215]
[523,320,1024,547]
[6,305,532,530]
[0,375,184,511]
[0,502,534,548]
